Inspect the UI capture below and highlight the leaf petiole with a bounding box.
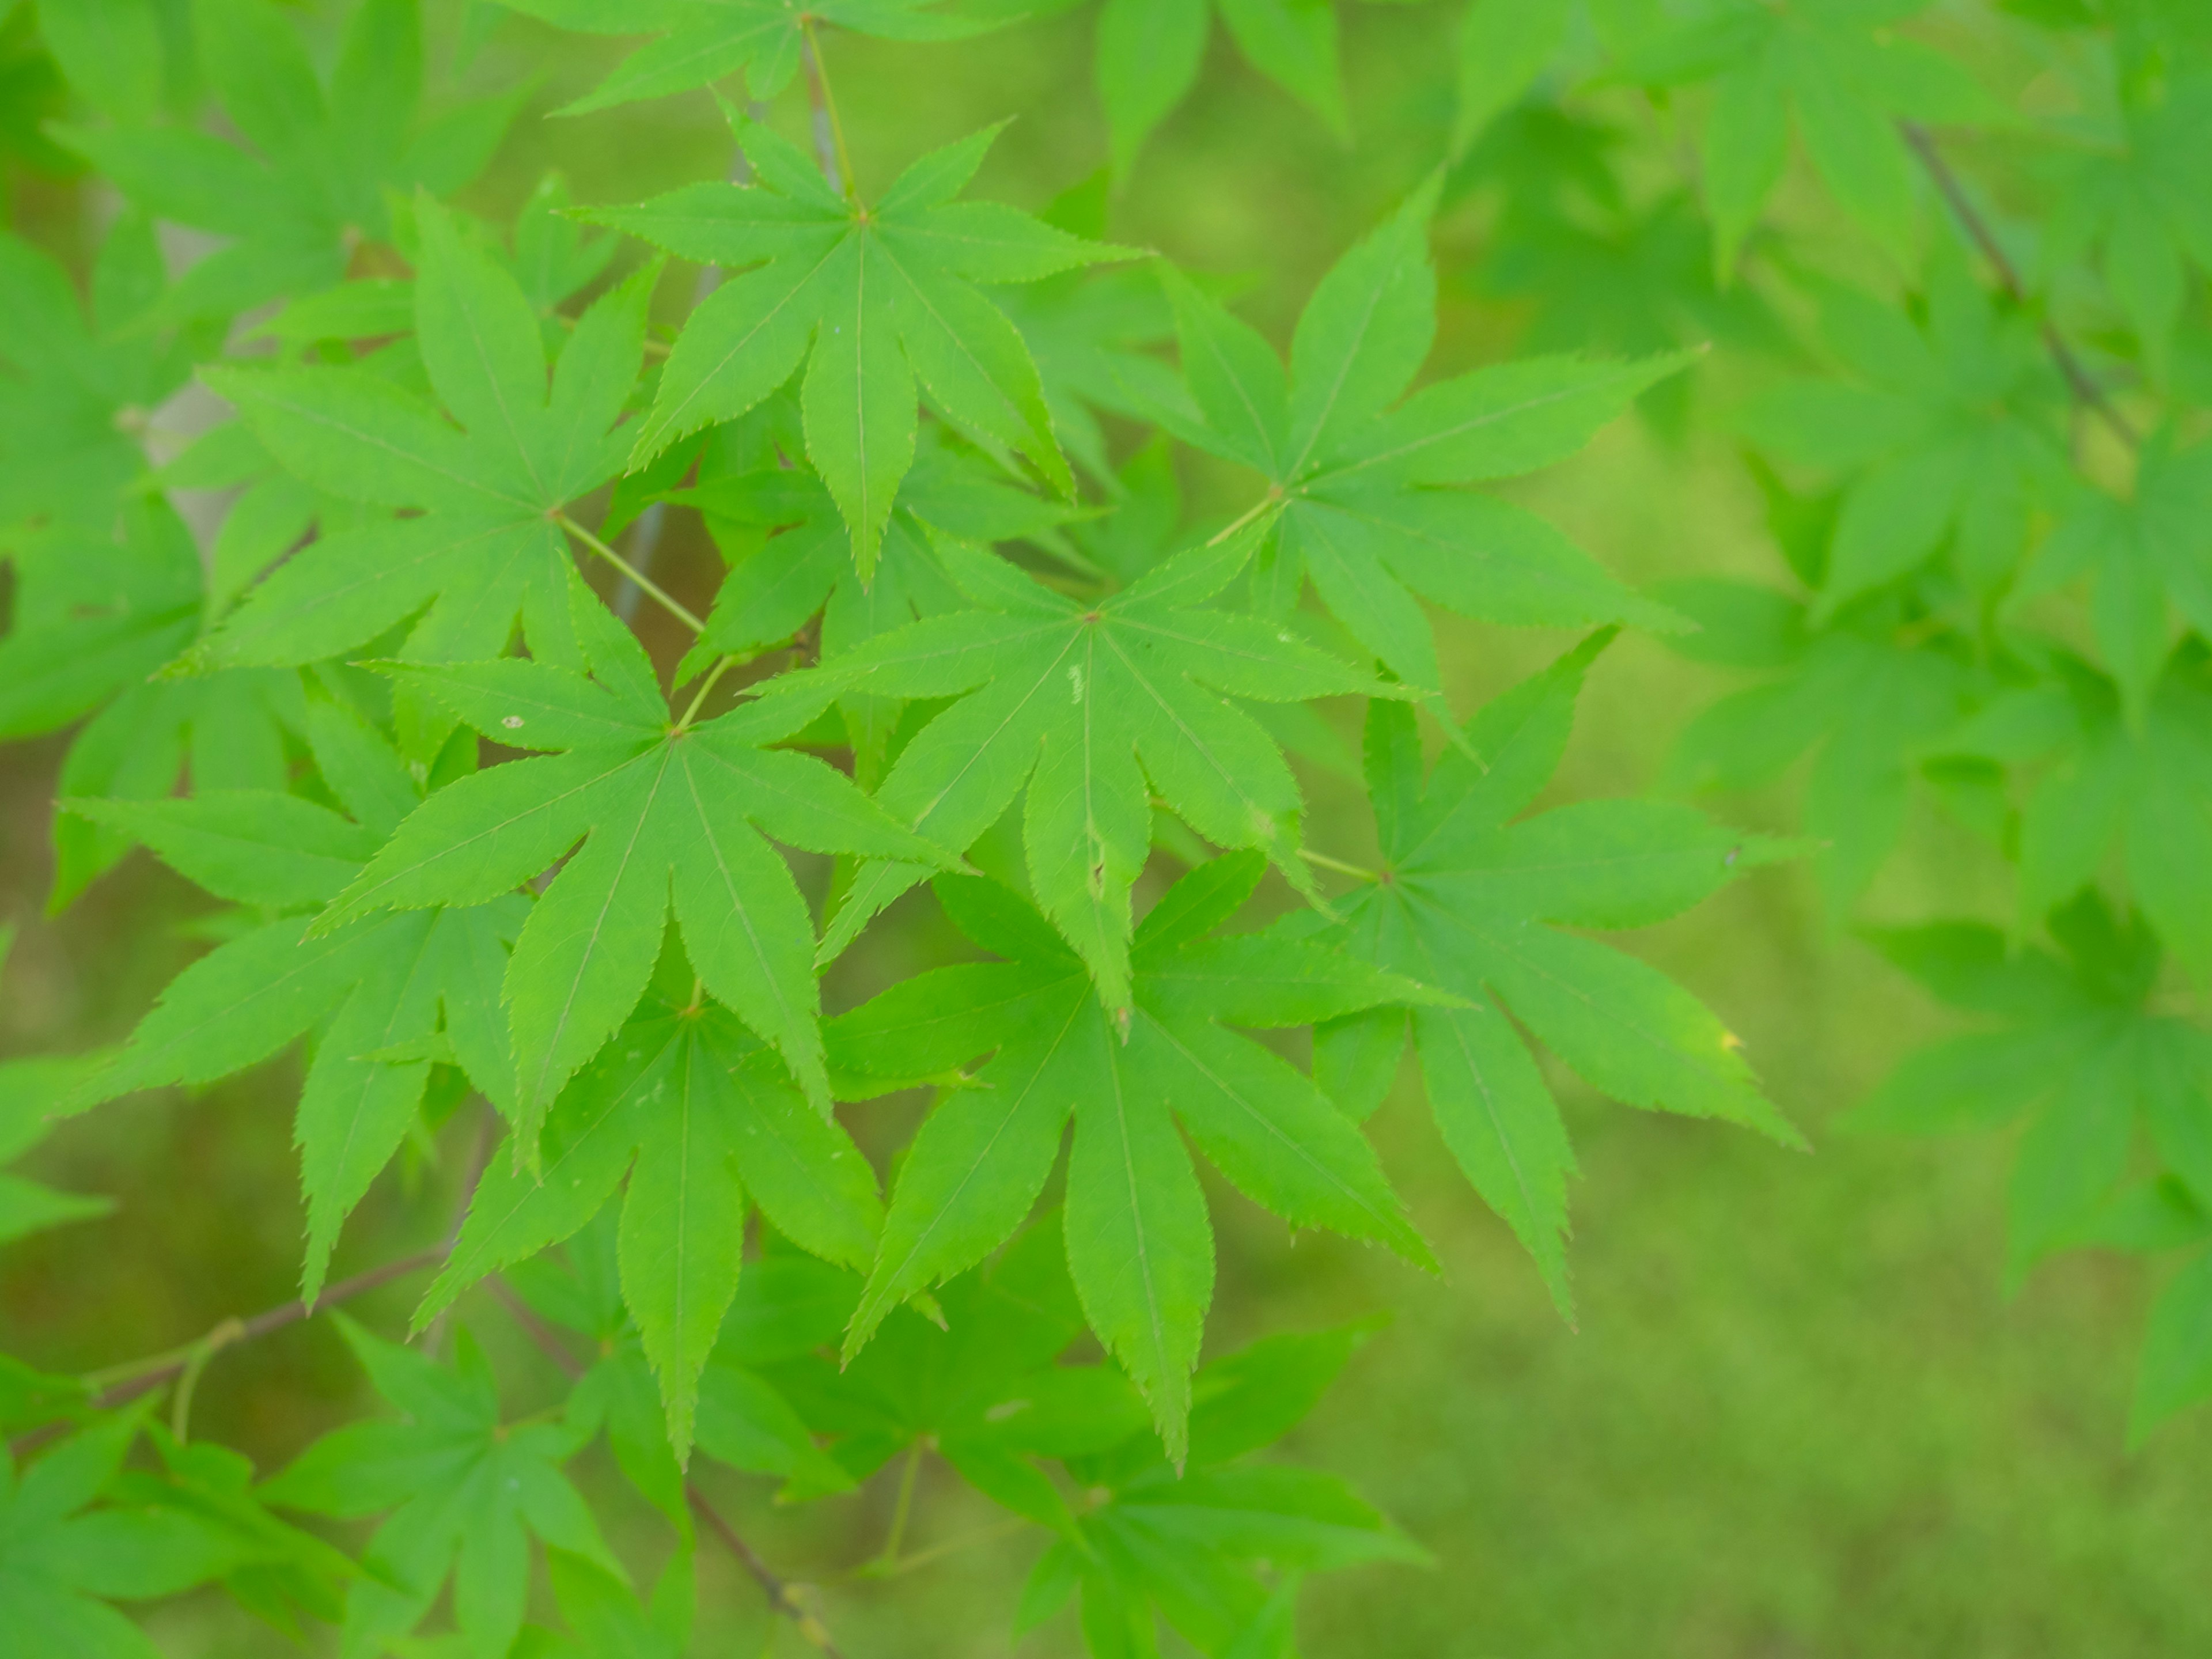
[557,512,707,634]
[801,18,859,201]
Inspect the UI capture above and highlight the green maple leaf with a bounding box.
[2,1412,307,1659]
[1615,0,2010,272]
[1018,1321,1425,1658]
[766,1213,1151,1531]
[2045,67,2212,375]
[0,216,210,531]
[1310,635,1801,1316]
[416,972,884,1463]
[60,0,518,322]
[1938,647,2212,982]
[827,858,1448,1460]
[187,199,660,755]
[64,690,524,1301]
[498,0,1017,114]
[501,1216,854,1510]
[262,1319,623,1659]
[588,116,1129,575]
[1094,0,1361,174]
[787,528,1397,1004]
[1161,180,1687,692]
[2016,431,2212,719]
[1849,893,2212,1399]
[1663,575,1977,924]
[0,1018,110,1249]
[315,583,959,1142]
[1741,266,2069,615]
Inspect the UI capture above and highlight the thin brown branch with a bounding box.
[483,1279,848,1658]
[1898,120,2139,448]
[9,1245,446,1458]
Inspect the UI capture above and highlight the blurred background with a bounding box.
[5,3,2211,1654]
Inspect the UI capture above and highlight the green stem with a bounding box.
[557,512,706,634]
[801,19,858,201]
[168,1318,244,1442]
[675,653,741,732]
[1205,493,1283,548]
[877,1441,924,1570]
[1298,846,1378,883]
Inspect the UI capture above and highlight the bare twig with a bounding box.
[10,1245,447,1459]
[483,1279,849,1658]
[1898,121,2138,448]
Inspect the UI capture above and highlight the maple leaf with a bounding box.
[827,858,1448,1460]
[1615,0,2010,271]
[1741,265,2071,618]
[1848,883,2212,1448]
[1095,0,1362,173]
[64,690,524,1302]
[186,200,659,760]
[262,1319,623,1659]
[499,0,1017,114]
[418,973,884,1462]
[0,218,210,532]
[315,581,960,1142]
[59,0,518,321]
[786,528,1400,1004]
[1018,1321,1426,1657]
[1305,635,1801,1317]
[1,1412,332,1658]
[502,1218,855,1510]
[764,1213,1150,1530]
[588,116,1130,574]
[1161,180,1688,692]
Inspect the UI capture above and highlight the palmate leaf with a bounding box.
[419,982,881,1463]
[1849,892,2212,1380]
[317,585,959,1142]
[1095,0,1363,174]
[828,858,1448,1461]
[58,0,516,323]
[499,0,1020,114]
[186,201,660,756]
[64,694,522,1302]
[2044,67,2212,375]
[1935,649,2212,984]
[1741,266,2069,615]
[787,527,1398,1005]
[503,1214,855,1510]
[768,1216,1152,1527]
[263,1320,622,1659]
[2017,432,2212,719]
[0,217,209,531]
[1,1412,325,1659]
[588,116,1130,574]
[1020,1321,1426,1658]
[1614,0,2011,272]
[1162,180,1687,692]
[1305,636,1801,1316]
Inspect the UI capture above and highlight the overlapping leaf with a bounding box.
[497,0,1021,114]
[187,200,658,752]
[1303,636,1800,1315]
[317,585,957,1139]
[1740,267,2067,615]
[1162,181,1686,692]
[786,528,1396,1002]
[65,691,521,1301]
[1615,0,2010,271]
[59,0,517,321]
[590,117,1128,574]
[263,1321,622,1659]
[828,859,1446,1459]
[419,977,882,1461]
